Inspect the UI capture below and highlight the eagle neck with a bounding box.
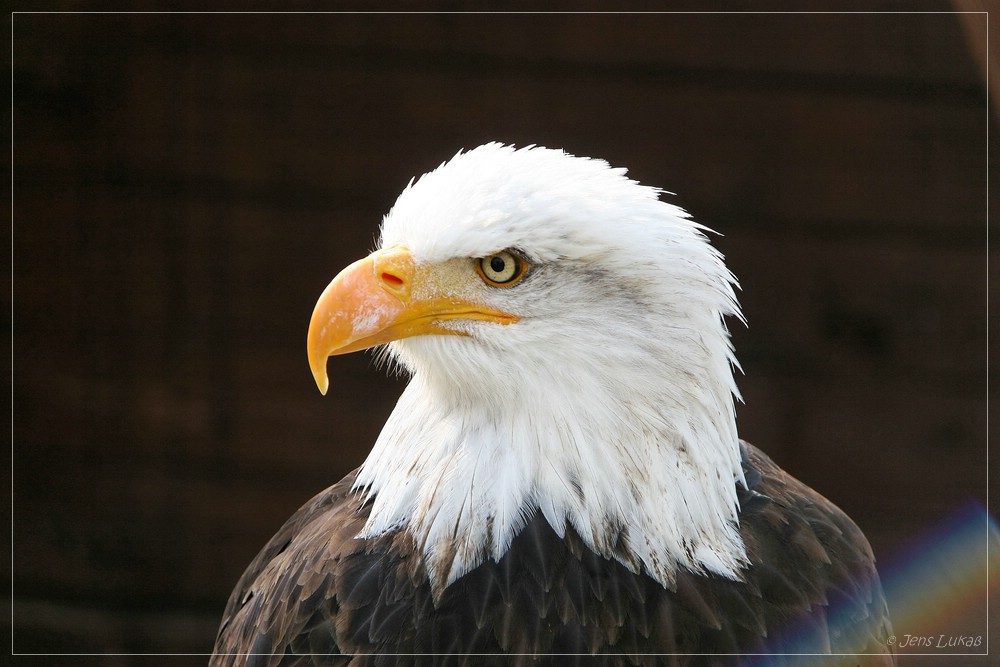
[352,351,748,594]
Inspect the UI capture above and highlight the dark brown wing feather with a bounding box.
[211,442,894,666]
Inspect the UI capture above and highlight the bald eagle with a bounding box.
[212,144,894,666]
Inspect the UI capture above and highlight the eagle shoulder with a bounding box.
[212,471,368,664]
[736,441,895,664]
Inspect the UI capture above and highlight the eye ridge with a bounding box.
[477,250,527,287]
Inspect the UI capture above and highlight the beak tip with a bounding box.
[310,362,330,396]
[308,348,330,396]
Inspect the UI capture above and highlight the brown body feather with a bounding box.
[212,442,894,666]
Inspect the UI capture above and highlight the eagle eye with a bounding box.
[477,250,527,287]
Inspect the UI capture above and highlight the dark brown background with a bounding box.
[11,6,998,665]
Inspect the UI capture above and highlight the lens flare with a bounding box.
[747,502,998,665]
[879,501,999,657]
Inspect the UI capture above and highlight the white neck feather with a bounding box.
[352,322,748,593]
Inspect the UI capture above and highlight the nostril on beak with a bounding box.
[381,271,404,288]
[372,246,413,298]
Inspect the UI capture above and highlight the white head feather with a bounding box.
[352,143,748,592]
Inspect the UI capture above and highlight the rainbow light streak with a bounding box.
[879,501,999,654]
[746,501,998,665]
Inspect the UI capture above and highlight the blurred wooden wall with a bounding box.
[11,8,995,664]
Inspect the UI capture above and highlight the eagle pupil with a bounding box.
[490,256,506,273]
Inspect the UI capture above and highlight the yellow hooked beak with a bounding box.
[307,245,520,394]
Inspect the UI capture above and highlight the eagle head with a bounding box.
[307,143,748,590]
